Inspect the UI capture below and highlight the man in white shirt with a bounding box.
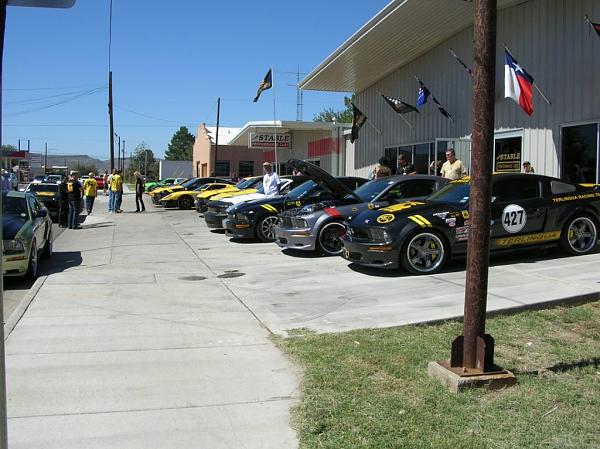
[262,162,280,196]
[440,149,468,180]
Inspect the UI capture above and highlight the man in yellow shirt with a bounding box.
[109,170,124,213]
[440,149,468,180]
[83,172,98,215]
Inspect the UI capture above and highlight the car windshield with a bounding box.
[255,184,265,194]
[34,176,46,181]
[426,182,471,205]
[27,184,58,192]
[236,178,257,189]
[287,180,318,200]
[353,178,395,202]
[181,179,198,188]
[2,196,27,218]
[194,184,210,191]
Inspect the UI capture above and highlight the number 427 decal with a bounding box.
[502,204,527,233]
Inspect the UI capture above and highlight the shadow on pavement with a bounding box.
[39,251,83,275]
[281,248,327,259]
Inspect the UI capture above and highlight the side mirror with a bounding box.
[35,209,48,218]
[491,196,498,203]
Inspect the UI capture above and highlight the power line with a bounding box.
[5,87,107,117]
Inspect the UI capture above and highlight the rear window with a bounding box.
[550,180,576,194]
[27,184,58,192]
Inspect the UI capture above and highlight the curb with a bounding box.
[4,275,47,341]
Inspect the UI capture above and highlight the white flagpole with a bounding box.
[376,90,415,129]
[272,67,278,170]
[504,44,552,105]
[366,119,382,135]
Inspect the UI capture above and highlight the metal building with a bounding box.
[300,0,600,183]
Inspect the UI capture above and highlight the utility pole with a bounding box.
[117,135,121,171]
[214,97,220,176]
[121,140,125,173]
[451,0,497,372]
[144,149,147,177]
[44,142,48,174]
[109,72,115,170]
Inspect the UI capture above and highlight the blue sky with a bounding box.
[3,1,386,159]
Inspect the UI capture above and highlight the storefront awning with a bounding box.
[300,0,525,93]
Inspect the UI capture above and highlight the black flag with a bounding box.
[380,93,419,114]
[253,69,272,102]
[350,103,367,144]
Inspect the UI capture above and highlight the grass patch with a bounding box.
[276,301,600,449]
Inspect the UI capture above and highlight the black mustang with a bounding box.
[342,173,600,275]
[224,160,367,242]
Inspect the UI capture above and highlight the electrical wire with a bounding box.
[5,87,107,117]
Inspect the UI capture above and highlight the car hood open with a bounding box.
[287,159,361,201]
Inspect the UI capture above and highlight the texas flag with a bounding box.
[504,49,534,116]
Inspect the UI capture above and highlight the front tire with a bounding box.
[559,214,598,256]
[400,231,448,275]
[256,215,278,242]
[26,240,38,280]
[317,221,346,256]
[178,195,193,209]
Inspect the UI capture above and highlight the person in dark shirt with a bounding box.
[67,171,83,229]
[58,175,69,228]
[134,171,145,212]
[398,154,416,175]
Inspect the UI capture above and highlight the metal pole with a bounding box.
[44,142,48,174]
[272,68,278,170]
[144,149,147,177]
[109,72,115,170]
[0,1,10,446]
[462,0,497,370]
[215,97,220,176]
[122,140,125,173]
[117,135,121,171]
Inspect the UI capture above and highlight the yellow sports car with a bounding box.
[195,177,262,212]
[160,182,234,209]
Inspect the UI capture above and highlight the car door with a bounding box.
[27,195,46,250]
[490,176,546,239]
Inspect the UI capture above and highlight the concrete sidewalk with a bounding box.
[5,193,299,448]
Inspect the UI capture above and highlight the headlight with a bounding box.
[368,228,392,244]
[236,213,248,221]
[3,239,25,254]
[291,217,308,228]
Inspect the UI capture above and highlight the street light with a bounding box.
[0,3,77,448]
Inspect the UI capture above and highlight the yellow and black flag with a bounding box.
[350,103,367,144]
[253,69,273,102]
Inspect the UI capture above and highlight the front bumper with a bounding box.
[195,199,207,213]
[223,218,255,239]
[160,199,178,208]
[2,254,29,276]
[204,210,227,229]
[341,236,399,269]
[275,225,316,251]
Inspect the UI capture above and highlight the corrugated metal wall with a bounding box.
[349,0,600,179]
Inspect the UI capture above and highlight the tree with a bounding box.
[127,143,158,181]
[164,126,195,161]
[313,94,355,124]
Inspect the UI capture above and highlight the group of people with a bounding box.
[372,149,536,181]
[58,171,99,229]
[372,149,468,181]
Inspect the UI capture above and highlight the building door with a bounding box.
[561,123,599,183]
[201,163,207,177]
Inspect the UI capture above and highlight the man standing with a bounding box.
[58,175,69,228]
[440,149,467,180]
[107,168,116,212]
[67,171,83,229]
[83,172,98,215]
[134,171,145,212]
[110,170,123,213]
[522,161,535,173]
[262,162,280,196]
[102,170,109,196]
[397,154,416,175]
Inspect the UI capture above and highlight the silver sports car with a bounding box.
[275,174,448,255]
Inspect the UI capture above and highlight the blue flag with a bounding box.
[416,78,430,109]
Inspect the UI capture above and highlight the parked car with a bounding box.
[150,177,232,205]
[46,174,62,184]
[31,175,47,184]
[2,191,53,279]
[25,182,60,221]
[276,169,448,255]
[195,176,263,213]
[95,176,105,190]
[342,173,600,275]
[223,168,368,242]
[160,182,234,209]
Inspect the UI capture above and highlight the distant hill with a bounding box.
[32,153,134,173]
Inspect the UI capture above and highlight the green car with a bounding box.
[2,192,53,279]
[145,177,187,192]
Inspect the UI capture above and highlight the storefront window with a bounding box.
[562,123,598,183]
[238,161,254,177]
[414,143,431,175]
[215,160,230,177]
[494,136,522,172]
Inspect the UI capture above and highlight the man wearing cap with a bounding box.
[83,172,98,215]
[262,162,280,196]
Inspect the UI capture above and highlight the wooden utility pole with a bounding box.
[44,142,48,174]
[117,135,121,171]
[214,97,220,176]
[109,71,115,170]
[451,0,497,371]
[122,140,125,173]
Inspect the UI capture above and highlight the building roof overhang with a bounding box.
[299,0,526,93]
[227,120,350,147]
